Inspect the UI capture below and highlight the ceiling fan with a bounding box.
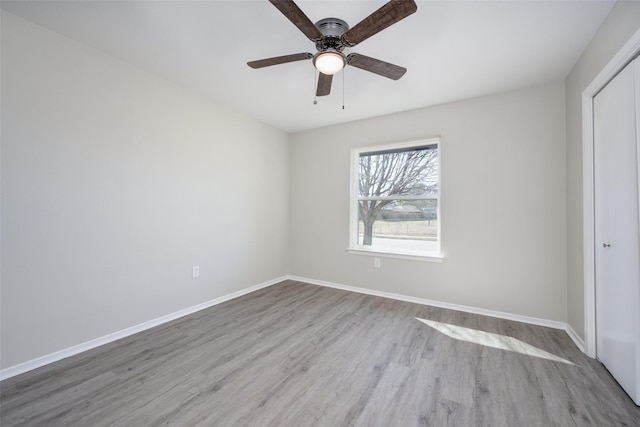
[247,0,417,97]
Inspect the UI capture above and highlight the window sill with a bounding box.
[346,247,444,263]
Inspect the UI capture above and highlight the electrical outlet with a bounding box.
[374,258,381,268]
[192,265,200,278]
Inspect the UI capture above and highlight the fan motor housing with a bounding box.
[315,18,349,52]
[315,18,349,37]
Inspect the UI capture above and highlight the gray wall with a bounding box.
[1,13,290,369]
[565,1,640,340]
[290,81,567,322]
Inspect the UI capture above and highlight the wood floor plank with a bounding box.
[2,280,639,426]
[440,339,478,408]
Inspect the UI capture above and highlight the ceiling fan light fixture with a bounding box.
[313,50,345,75]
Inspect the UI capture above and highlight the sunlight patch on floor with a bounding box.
[416,318,576,366]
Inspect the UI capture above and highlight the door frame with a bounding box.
[582,28,640,358]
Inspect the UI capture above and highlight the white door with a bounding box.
[594,57,640,405]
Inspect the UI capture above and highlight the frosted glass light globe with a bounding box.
[314,51,345,75]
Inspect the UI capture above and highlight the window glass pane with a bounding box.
[358,199,438,252]
[358,145,438,198]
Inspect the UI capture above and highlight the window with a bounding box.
[348,139,441,261]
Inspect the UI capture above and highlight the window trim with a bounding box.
[348,138,443,262]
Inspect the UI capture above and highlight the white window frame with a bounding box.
[347,138,443,262]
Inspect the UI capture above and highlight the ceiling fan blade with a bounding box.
[247,52,313,69]
[342,0,417,47]
[347,53,407,80]
[316,73,333,96]
[269,0,323,41]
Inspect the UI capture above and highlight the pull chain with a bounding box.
[342,68,345,110]
[313,68,318,105]
[311,67,347,108]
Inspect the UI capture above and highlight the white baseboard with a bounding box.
[1,274,590,381]
[0,276,287,382]
[288,275,580,337]
[564,323,586,353]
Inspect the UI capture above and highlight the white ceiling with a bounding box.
[1,0,615,133]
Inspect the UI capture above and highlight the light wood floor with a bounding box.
[1,280,639,426]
